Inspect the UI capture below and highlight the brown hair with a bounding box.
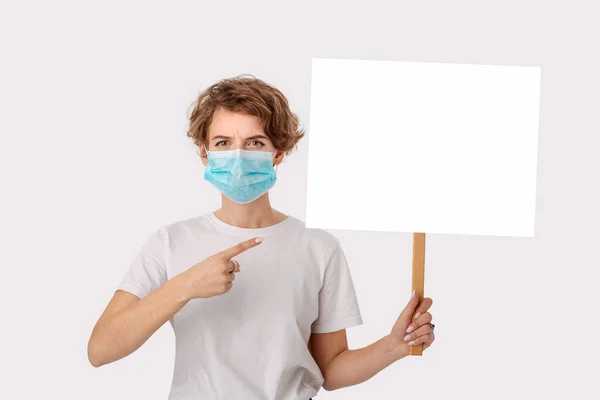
[186,74,305,155]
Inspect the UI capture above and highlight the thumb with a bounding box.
[401,290,420,318]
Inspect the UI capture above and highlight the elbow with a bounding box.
[87,338,105,368]
[89,357,102,368]
[322,379,339,392]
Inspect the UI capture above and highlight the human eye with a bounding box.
[215,140,229,147]
[248,140,265,148]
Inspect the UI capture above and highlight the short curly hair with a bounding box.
[186,74,305,155]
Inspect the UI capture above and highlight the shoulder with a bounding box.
[287,215,341,254]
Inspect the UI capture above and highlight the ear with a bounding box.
[273,149,285,167]
[198,144,208,166]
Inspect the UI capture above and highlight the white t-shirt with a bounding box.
[116,212,363,400]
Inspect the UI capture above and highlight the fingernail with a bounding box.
[406,326,414,334]
[408,340,416,346]
[255,237,263,243]
[403,334,411,341]
[411,290,415,299]
[414,312,421,319]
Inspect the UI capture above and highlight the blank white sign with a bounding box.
[306,58,541,237]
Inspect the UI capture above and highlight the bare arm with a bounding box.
[310,293,436,390]
[309,330,405,391]
[314,331,405,391]
[87,274,189,367]
[88,237,262,368]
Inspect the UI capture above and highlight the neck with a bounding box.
[214,193,286,229]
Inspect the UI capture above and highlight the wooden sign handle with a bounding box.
[410,232,426,356]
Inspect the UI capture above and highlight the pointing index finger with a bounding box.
[220,237,263,260]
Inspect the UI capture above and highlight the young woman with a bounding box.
[88,75,435,399]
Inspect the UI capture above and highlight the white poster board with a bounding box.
[306,58,541,237]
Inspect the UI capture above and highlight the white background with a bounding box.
[1,1,599,399]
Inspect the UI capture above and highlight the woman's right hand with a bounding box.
[176,237,264,300]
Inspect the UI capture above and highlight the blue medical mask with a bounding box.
[203,147,278,204]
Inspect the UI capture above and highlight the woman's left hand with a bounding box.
[387,290,435,355]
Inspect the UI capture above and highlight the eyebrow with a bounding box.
[211,134,269,141]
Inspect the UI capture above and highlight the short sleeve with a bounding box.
[116,227,168,299]
[311,241,363,333]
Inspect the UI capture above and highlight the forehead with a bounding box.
[207,108,265,140]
